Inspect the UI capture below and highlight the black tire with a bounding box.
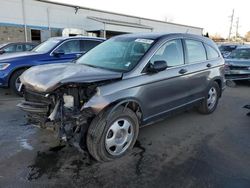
[9,69,25,96]
[197,82,220,114]
[86,106,139,162]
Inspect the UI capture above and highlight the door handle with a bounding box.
[207,63,212,68]
[179,69,188,74]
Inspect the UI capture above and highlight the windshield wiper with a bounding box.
[83,64,101,69]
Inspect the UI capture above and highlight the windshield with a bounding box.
[228,49,250,59]
[32,39,61,53]
[0,43,7,49]
[76,37,154,72]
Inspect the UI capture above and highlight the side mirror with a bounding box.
[0,50,6,54]
[53,50,65,57]
[147,60,168,73]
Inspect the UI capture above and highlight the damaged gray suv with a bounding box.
[18,33,225,161]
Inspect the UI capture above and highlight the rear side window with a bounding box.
[185,40,207,63]
[204,44,219,59]
[82,40,102,52]
[151,39,184,67]
[56,40,81,54]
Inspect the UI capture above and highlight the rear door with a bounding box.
[182,39,217,100]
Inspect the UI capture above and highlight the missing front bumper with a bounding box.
[17,101,49,114]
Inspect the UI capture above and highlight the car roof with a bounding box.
[112,33,215,45]
[51,36,106,41]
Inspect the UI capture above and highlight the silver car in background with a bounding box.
[225,47,250,81]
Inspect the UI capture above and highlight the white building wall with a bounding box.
[0,0,203,36]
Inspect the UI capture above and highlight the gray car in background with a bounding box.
[18,33,225,161]
[225,47,250,81]
[0,42,37,55]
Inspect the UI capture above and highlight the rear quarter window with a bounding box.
[185,40,207,63]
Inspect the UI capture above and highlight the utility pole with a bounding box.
[228,9,234,41]
[21,0,28,42]
[235,17,239,38]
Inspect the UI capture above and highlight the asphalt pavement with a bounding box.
[0,83,250,188]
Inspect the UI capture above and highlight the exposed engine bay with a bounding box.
[18,82,105,149]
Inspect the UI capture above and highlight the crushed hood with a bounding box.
[20,63,122,93]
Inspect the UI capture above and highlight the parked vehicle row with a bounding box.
[0,36,105,95]
[17,33,225,161]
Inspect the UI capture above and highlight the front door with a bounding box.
[141,39,192,121]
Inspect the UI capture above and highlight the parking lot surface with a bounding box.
[0,84,250,188]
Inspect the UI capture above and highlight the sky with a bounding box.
[51,0,250,38]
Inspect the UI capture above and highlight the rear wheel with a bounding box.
[86,106,139,162]
[9,69,25,96]
[197,82,220,114]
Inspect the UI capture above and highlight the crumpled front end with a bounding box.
[17,84,99,149]
[225,60,250,80]
[17,63,123,149]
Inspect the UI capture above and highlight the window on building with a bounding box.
[204,44,219,59]
[31,29,41,42]
[185,40,207,63]
[151,39,184,67]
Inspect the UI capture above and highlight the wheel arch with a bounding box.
[211,77,223,97]
[8,66,31,86]
[101,98,144,124]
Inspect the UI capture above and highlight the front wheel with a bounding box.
[197,82,220,114]
[9,69,25,96]
[86,106,139,162]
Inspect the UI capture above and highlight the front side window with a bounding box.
[77,37,154,72]
[205,44,219,59]
[55,40,81,54]
[228,49,250,59]
[150,39,184,67]
[185,40,207,63]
